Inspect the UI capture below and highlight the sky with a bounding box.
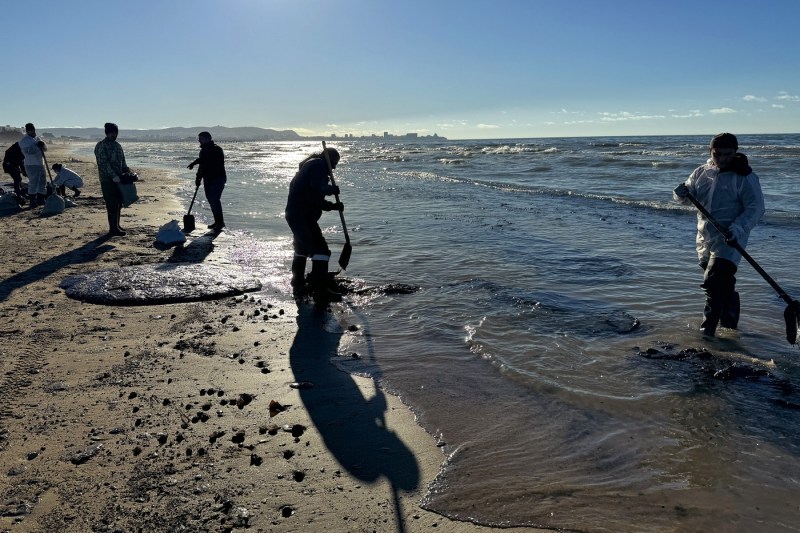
[2,0,799,140]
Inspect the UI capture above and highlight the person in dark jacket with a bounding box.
[187,131,227,231]
[94,122,129,237]
[285,147,344,303]
[3,141,27,204]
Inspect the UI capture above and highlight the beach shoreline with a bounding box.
[0,142,530,532]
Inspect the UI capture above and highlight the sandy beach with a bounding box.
[0,143,542,533]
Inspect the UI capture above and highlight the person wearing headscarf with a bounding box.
[674,133,765,336]
[94,122,128,237]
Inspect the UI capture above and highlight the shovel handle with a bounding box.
[187,183,200,215]
[322,141,350,244]
[41,148,53,183]
[684,190,793,305]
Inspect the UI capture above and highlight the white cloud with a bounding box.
[776,91,800,102]
[709,107,737,114]
[743,95,767,102]
[772,104,785,109]
[671,111,704,118]
[477,124,500,129]
[597,111,666,122]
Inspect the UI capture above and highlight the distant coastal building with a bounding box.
[331,131,445,141]
[23,126,447,143]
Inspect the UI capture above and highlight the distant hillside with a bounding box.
[40,126,303,142]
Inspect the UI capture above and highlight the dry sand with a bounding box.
[0,144,541,533]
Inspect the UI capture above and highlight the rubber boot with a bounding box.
[290,256,308,296]
[700,298,722,337]
[57,185,66,197]
[107,210,125,237]
[35,193,45,207]
[28,194,37,208]
[310,260,341,305]
[210,210,225,231]
[720,291,740,330]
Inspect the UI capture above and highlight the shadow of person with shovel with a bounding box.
[289,305,421,532]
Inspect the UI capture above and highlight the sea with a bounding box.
[73,134,800,532]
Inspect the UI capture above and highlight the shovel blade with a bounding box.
[785,301,800,345]
[183,214,195,233]
[338,242,352,271]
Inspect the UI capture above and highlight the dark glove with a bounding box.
[195,176,202,187]
[673,183,689,198]
[328,185,340,196]
[332,202,344,212]
[36,140,45,149]
[187,163,195,170]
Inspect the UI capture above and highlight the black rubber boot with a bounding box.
[310,260,341,305]
[290,256,308,296]
[700,299,722,337]
[720,291,740,329]
[35,193,45,206]
[28,195,37,208]
[210,209,225,231]
[107,210,125,237]
[700,258,737,337]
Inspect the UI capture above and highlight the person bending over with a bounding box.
[51,163,84,197]
[285,147,344,304]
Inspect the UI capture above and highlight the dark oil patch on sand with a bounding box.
[60,264,262,306]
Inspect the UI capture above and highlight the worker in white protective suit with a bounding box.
[673,133,765,337]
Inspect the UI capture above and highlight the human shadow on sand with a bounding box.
[289,305,420,532]
[153,229,222,264]
[0,235,114,302]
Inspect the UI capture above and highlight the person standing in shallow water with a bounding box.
[285,147,344,304]
[94,123,128,237]
[187,131,227,231]
[673,133,765,337]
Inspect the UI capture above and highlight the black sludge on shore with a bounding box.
[60,264,262,305]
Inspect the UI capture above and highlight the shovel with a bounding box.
[183,183,200,233]
[684,190,800,345]
[322,141,352,270]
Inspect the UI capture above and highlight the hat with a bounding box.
[104,122,119,134]
[198,131,212,140]
[710,133,738,150]
[25,123,35,132]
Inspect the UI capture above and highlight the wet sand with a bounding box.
[0,143,547,532]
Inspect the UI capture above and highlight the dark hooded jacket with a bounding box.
[285,158,338,224]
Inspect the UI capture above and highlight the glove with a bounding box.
[673,183,689,198]
[195,176,202,187]
[187,163,195,170]
[726,223,745,244]
[36,140,45,149]
[333,202,344,212]
[112,176,121,183]
[328,185,340,196]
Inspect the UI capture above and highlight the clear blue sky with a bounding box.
[3,0,799,139]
